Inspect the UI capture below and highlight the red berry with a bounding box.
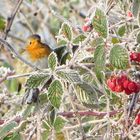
[120,75,127,81]
[82,25,92,32]
[135,113,140,125]
[127,11,133,17]
[116,75,127,87]
[135,83,140,93]
[138,53,140,62]
[124,88,132,95]
[130,52,139,61]
[117,77,123,85]
[111,77,117,83]
[123,80,130,89]
[82,25,88,32]
[115,85,123,92]
[108,82,116,91]
[128,82,137,92]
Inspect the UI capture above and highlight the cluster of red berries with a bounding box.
[135,113,140,125]
[107,75,140,95]
[82,18,93,32]
[130,52,140,63]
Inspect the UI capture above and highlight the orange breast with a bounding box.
[26,41,52,61]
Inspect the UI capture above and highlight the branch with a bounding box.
[63,119,110,130]
[4,0,23,39]
[128,93,139,117]
[0,71,15,84]
[1,0,23,65]
[36,102,41,140]
[58,109,123,118]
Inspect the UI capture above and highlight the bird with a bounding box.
[20,34,68,69]
[21,34,52,69]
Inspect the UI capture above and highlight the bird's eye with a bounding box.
[29,42,32,45]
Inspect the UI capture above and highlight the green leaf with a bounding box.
[61,6,70,18]
[137,32,140,44]
[73,34,86,45]
[109,45,129,69]
[60,52,71,64]
[111,38,120,44]
[80,56,94,63]
[22,105,34,119]
[48,80,63,108]
[54,46,67,63]
[53,117,65,132]
[92,8,108,38]
[48,52,58,71]
[0,16,5,31]
[48,107,56,125]
[118,25,125,37]
[54,46,70,65]
[57,39,67,46]
[26,73,50,88]
[39,93,48,105]
[41,130,50,140]
[132,0,140,17]
[57,69,82,83]
[94,40,105,82]
[59,22,73,41]
[3,132,21,140]
[42,120,51,140]
[0,122,17,139]
[75,82,100,108]
[10,133,21,140]
[90,37,104,47]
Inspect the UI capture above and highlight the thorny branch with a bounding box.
[0,109,123,126]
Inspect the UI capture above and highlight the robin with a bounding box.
[21,34,69,69]
[21,34,52,69]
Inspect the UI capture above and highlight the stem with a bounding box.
[58,109,123,118]
[4,0,23,39]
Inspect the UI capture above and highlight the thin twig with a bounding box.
[50,7,83,33]
[19,10,35,34]
[58,109,123,118]
[8,33,26,43]
[128,93,139,117]
[27,126,37,140]
[69,31,94,66]
[7,73,31,80]
[3,0,23,39]
[1,0,23,65]
[105,0,116,15]
[68,85,86,139]
[0,71,15,84]
[63,118,108,130]
[36,102,41,140]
